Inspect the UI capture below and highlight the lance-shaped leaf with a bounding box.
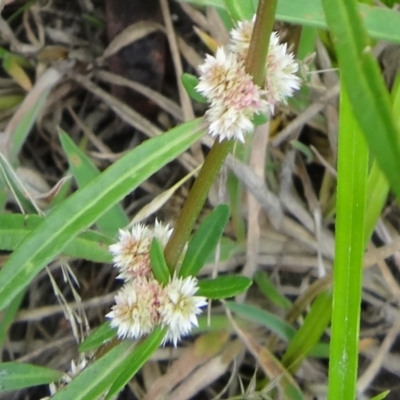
[179,204,230,278]
[0,118,205,310]
[150,238,170,285]
[0,362,63,392]
[197,275,251,299]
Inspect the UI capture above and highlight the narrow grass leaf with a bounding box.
[59,130,129,236]
[254,271,292,310]
[197,276,251,299]
[328,86,368,399]
[226,301,296,341]
[282,291,332,374]
[2,55,32,90]
[321,0,400,200]
[364,161,389,244]
[179,204,230,278]
[150,238,170,285]
[0,213,112,263]
[78,322,117,353]
[105,327,166,399]
[0,119,205,310]
[0,362,63,392]
[370,391,390,400]
[177,0,400,44]
[52,340,135,400]
[0,154,38,214]
[4,68,64,161]
[0,291,24,349]
[223,0,255,21]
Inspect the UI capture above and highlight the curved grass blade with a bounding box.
[226,301,296,341]
[52,340,135,400]
[0,213,113,263]
[105,328,165,399]
[321,0,400,200]
[0,362,63,392]
[176,0,400,44]
[59,130,129,236]
[0,118,205,310]
[282,291,332,374]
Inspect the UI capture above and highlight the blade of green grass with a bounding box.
[328,85,368,399]
[282,291,332,374]
[0,119,205,310]
[59,130,129,237]
[321,0,400,200]
[105,328,165,399]
[0,291,24,350]
[176,0,400,44]
[0,362,63,392]
[51,340,136,400]
[0,214,113,263]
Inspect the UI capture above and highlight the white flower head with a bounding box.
[196,47,269,143]
[229,17,255,59]
[265,32,301,110]
[158,275,207,347]
[229,18,300,113]
[109,220,172,281]
[106,279,163,339]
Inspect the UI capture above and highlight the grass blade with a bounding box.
[0,119,205,310]
[328,85,368,399]
[59,130,129,236]
[321,0,400,200]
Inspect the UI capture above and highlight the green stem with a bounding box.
[164,0,278,272]
[245,0,277,84]
[164,139,233,270]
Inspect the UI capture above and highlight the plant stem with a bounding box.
[164,139,233,270]
[245,0,277,84]
[164,0,278,272]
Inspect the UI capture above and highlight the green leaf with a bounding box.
[150,238,170,285]
[78,322,117,353]
[252,112,269,126]
[321,0,400,200]
[59,130,129,236]
[225,301,296,341]
[52,340,136,400]
[179,204,230,278]
[223,0,256,21]
[176,0,400,44]
[181,73,207,104]
[8,69,62,161]
[327,85,368,398]
[0,118,205,311]
[105,327,165,399]
[254,271,292,310]
[197,275,251,299]
[0,362,63,392]
[0,154,38,214]
[0,213,113,263]
[282,291,332,373]
[0,291,24,349]
[370,391,390,400]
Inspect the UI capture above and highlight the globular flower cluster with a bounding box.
[196,16,300,143]
[106,221,207,346]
